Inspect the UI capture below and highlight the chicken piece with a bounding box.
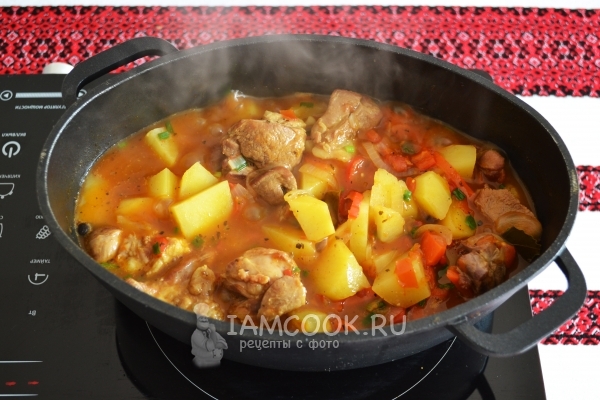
[126,278,158,296]
[456,234,517,294]
[189,265,217,298]
[193,301,226,321]
[228,297,261,321]
[474,187,534,223]
[115,234,151,275]
[258,276,306,321]
[246,166,297,205]
[311,89,382,152]
[145,237,191,278]
[164,251,217,284]
[87,227,123,263]
[223,247,297,299]
[478,149,505,182]
[223,111,306,171]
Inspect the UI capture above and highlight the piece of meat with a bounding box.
[193,301,226,321]
[87,227,123,263]
[115,234,151,275]
[456,234,517,294]
[228,297,261,321]
[223,112,306,171]
[126,278,158,296]
[189,265,217,298]
[478,149,505,182]
[246,166,297,205]
[311,89,382,151]
[221,138,256,176]
[258,276,306,321]
[223,247,297,299]
[164,251,217,284]
[473,187,534,223]
[145,237,191,278]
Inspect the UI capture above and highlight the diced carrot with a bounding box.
[446,266,474,298]
[279,109,296,120]
[406,177,416,192]
[384,153,408,172]
[502,243,517,271]
[395,257,419,288]
[432,151,474,197]
[421,231,447,267]
[430,286,450,301]
[411,151,436,171]
[283,269,293,276]
[365,129,382,143]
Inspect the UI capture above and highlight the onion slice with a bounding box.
[495,211,542,240]
[414,224,453,245]
[362,142,394,173]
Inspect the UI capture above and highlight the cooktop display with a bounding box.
[0,74,545,399]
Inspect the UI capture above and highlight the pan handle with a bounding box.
[448,248,586,356]
[61,37,178,107]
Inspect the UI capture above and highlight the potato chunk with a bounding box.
[440,200,476,240]
[439,145,476,179]
[148,168,178,199]
[179,162,218,199]
[117,197,155,218]
[413,171,451,220]
[372,248,430,308]
[284,190,335,242]
[261,225,317,263]
[170,181,233,240]
[350,190,370,264]
[371,205,405,243]
[145,127,178,167]
[311,239,370,301]
[299,172,328,199]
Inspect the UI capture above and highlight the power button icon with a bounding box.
[0,90,13,101]
[2,141,21,158]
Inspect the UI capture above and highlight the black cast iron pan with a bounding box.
[37,35,586,371]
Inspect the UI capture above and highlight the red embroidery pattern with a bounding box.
[578,166,600,211]
[530,290,600,345]
[1,6,600,96]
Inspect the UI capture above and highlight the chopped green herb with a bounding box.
[366,299,388,314]
[192,235,204,248]
[452,188,466,201]
[403,190,412,202]
[499,184,506,189]
[344,145,356,154]
[300,102,314,108]
[292,266,301,274]
[417,299,427,308]
[437,282,455,290]
[410,226,418,238]
[465,215,477,230]
[165,120,174,134]
[402,142,415,155]
[157,131,170,140]
[117,141,127,149]
[362,313,375,327]
[173,226,179,234]
[152,242,161,255]
[100,262,118,270]
[301,270,309,278]
[228,156,247,172]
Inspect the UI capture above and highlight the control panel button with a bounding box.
[35,225,51,240]
[0,90,12,101]
[2,141,21,158]
[28,273,49,285]
[0,182,14,199]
